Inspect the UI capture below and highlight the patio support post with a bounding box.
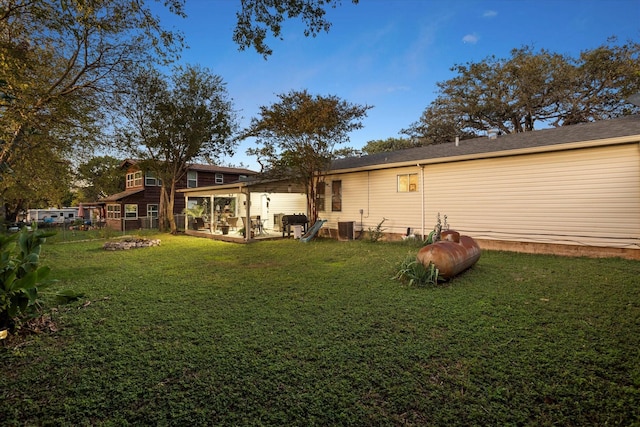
[243,187,251,242]
[209,195,214,233]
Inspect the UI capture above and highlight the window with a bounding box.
[215,173,224,184]
[147,204,158,218]
[397,173,418,192]
[106,204,121,219]
[124,204,138,219]
[145,171,161,186]
[126,171,143,188]
[331,180,342,212]
[316,181,325,211]
[187,171,197,188]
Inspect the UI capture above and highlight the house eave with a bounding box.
[177,179,306,196]
[329,135,640,175]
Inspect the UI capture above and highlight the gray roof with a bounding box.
[100,188,144,202]
[332,115,640,171]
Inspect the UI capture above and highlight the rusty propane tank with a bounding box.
[416,230,481,279]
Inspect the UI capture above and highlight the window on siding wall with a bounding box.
[106,204,121,219]
[145,171,161,186]
[124,204,138,219]
[397,173,418,192]
[126,171,143,188]
[147,204,158,218]
[316,181,325,211]
[187,171,197,188]
[215,173,223,184]
[331,180,342,212]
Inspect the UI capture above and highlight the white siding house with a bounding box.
[321,115,640,259]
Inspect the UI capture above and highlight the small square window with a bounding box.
[398,173,418,192]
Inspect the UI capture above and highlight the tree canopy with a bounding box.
[244,89,371,222]
[75,156,124,203]
[114,65,238,233]
[0,0,185,167]
[234,0,359,57]
[0,0,187,218]
[404,40,640,144]
[0,0,360,216]
[361,137,421,155]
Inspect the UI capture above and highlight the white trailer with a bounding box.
[26,208,80,224]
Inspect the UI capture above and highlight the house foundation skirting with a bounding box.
[321,227,640,260]
[474,239,640,261]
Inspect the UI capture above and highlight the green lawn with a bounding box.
[2,234,639,425]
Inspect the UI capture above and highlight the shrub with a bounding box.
[0,227,57,335]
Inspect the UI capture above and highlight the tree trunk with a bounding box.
[168,180,178,234]
[308,176,320,224]
[158,185,171,232]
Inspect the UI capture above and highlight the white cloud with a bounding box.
[483,10,498,18]
[462,33,479,44]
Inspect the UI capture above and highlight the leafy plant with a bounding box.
[393,254,440,287]
[182,204,205,219]
[367,217,387,242]
[0,227,57,334]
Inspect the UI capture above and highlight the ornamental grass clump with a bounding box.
[394,254,440,287]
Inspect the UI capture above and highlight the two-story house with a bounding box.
[100,160,256,231]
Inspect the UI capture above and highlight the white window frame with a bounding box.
[124,204,138,219]
[187,170,198,188]
[145,171,159,186]
[147,204,159,218]
[215,173,224,184]
[126,171,143,188]
[397,173,418,193]
[107,204,121,219]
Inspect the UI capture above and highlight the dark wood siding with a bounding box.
[105,165,254,230]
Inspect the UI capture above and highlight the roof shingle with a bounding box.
[332,115,640,171]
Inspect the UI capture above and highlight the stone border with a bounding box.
[103,238,161,251]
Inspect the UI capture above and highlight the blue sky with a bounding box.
[154,0,640,170]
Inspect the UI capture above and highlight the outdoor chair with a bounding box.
[227,217,238,230]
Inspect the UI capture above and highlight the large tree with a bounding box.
[404,40,640,142]
[0,0,185,167]
[244,89,371,223]
[0,0,186,219]
[115,65,238,233]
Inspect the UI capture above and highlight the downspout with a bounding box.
[418,164,425,239]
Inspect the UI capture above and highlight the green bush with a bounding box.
[0,227,57,334]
